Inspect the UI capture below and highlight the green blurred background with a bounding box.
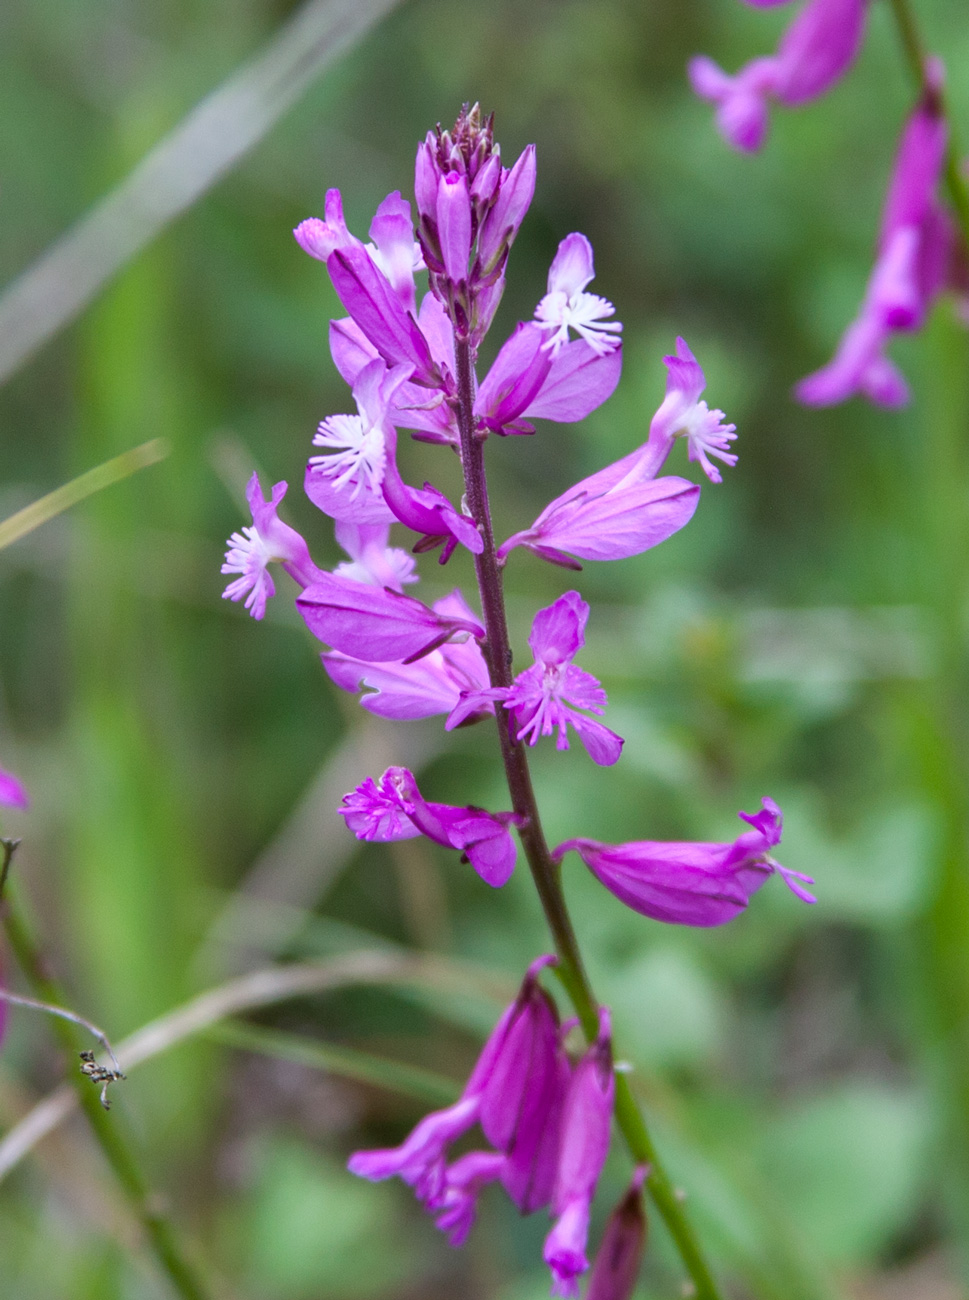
[1,0,969,1295]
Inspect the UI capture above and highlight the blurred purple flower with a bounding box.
[555,798,816,926]
[0,767,28,810]
[544,1008,615,1298]
[796,75,952,407]
[586,1168,648,1300]
[221,474,323,620]
[689,0,867,152]
[331,521,417,591]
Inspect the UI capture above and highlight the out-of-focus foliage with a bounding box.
[0,0,967,1296]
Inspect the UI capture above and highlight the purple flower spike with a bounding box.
[555,797,817,926]
[340,766,522,887]
[534,235,622,357]
[796,78,949,408]
[350,953,567,1224]
[222,474,323,620]
[456,593,624,766]
[0,767,29,810]
[690,0,867,152]
[586,1168,648,1300]
[297,573,483,664]
[544,1007,615,1299]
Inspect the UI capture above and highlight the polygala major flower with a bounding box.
[340,765,522,887]
[555,798,816,926]
[449,592,624,766]
[795,73,952,408]
[221,474,323,620]
[689,0,868,152]
[497,337,731,568]
[349,955,569,1237]
[534,233,622,357]
[323,590,491,721]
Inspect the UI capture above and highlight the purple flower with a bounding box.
[647,337,738,483]
[296,573,483,664]
[544,1008,615,1299]
[306,359,409,525]
[380,420,484,559]
[307,357,481,558]
[340,765,522,886]
[293,189,362,262]
[534,234,622,357]
[221,474,323,620]
[496,337,732,567]
[349,953,568,1233]
[323,590,492,721]
[586,1169,648,1300]
[555,798,816,926]
[0,767,28,810]
[452,593,624,766]
[689,0,867,152]
[497,464,698,569]
[328,245,439,386]
[332,521,417,591]
[796,77,950,407]
[475,320,623,437]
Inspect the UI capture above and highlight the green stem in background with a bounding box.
[0,439,169,551]
[0,873,213,1300]
[886,0,969,252]
[452,337,724,1300]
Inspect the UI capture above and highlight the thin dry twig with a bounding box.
[0,0,401,385]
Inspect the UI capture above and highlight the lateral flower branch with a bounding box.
[222,105,814,1300]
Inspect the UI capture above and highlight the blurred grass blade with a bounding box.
[0,0,401,387]
[207,1020,460,1107]
[0,439,169,550]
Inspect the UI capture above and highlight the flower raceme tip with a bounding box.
[555,798,816,926]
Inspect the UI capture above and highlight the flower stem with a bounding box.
[1,875,213,1300]
[453,337,724,1300]
[886,0,969,253]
